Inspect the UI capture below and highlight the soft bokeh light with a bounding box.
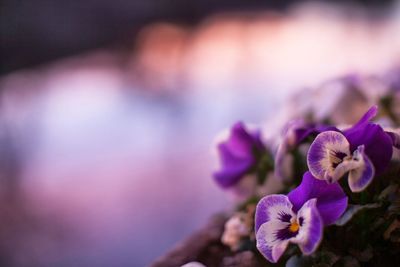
[1,2,400,266]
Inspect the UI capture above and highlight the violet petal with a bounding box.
[307,131,351,180]
[213,158,254,188]
[255,194,294,232]
[293,199,323,255]
[288,172,348,225]
[274,121,338,181]
[349,105,378,129]
[213,122,265,188]
[385,130,400,149]
[348,145,375,192]
[344,123,392,175]
[255,195,295,263]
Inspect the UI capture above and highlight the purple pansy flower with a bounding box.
[255,172,347,263]
[275,120,337,180]
[256,196,322,263]
[307,106,394,192]
[213,122,266,188]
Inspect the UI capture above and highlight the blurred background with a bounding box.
[1,0,400,266]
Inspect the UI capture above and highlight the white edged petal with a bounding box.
[307,131,351,181]
[292,199,323,255]
[255,195,296,263]
[348,145,375,192]
[256,223,290,263]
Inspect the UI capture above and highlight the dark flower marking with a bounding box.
[275,225,299,241]
[278,212,292,223]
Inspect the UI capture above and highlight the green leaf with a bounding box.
[379,184,399,200]
[286,255,313,267]
[335,203,381,226]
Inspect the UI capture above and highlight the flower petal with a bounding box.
[255,228,289,263]
[385,130,400,149]
[285,120,339,147]
[350,105,378,129]
[295,124,340,145]
[255,194,294,232]
[307,131,351,180]
[274,121,338,181]
[213,122,265,188]
[292,199,323,255]
[343,108,393,175]
[224,122,264,157]
[348,145,375,192]
[288,172,348,225]
[330,157,362,183]
[213,158,254,188]
[255,195,295,263]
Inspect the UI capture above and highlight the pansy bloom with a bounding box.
[213,122,269,188]
[255,172,347,263]
[307,106,394,192]
[275,120,337,181]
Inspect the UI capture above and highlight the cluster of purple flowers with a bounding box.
[213,106,399,263]
[213,122,267,189]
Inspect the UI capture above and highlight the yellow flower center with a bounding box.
[289,222,300,233]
